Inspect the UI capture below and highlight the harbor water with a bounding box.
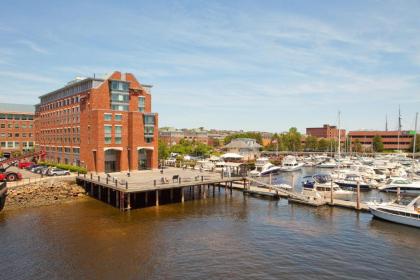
[0,168,419,279]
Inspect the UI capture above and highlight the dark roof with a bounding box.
[0,103,35,113]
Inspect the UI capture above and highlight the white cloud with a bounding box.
[16,40,49,54]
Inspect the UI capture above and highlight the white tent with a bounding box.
[221,153,243,159]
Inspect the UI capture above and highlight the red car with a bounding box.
[18,162,33,169]
[0,169,22,181]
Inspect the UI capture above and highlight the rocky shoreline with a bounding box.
[4,179,87,210]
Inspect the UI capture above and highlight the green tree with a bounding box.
[283,127,302,151]
[409,134,420,152]
[318,138,329,152]
[266,133,286,151]
[372,135,384,152]
[158,140,170,160]
[353,139,363,153]
[304,136,318,151]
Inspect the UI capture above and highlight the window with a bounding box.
[111,93,129,102]
[115,125,122,144]
[104,113,112,121]
[104,125,112,144]
[0,124,4,128]
[138,96,145,112]
[111,105,128,111]
[114,114,122,121]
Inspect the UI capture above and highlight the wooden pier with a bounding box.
[76,171,244,211]
[75,168,370,213]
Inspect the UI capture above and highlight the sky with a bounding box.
[0,0,420,133]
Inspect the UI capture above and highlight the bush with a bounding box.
[38,161,87,174]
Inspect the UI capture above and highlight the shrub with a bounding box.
[37,161,87,174]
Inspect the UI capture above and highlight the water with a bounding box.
[0,170,419,279]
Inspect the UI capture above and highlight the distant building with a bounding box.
[223,138,262,160]
[0,103,35,153]
[159,127,209,146]
[348,130,414,151]
[306,124,346,142]
[35,71,158,172]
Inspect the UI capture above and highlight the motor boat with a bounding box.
[317,159,337,168]
[378,178,420,194]
[279,155,304,172]
[368,196,420,228]
[249,157,281,177]
[302,174,353,200]
[272,183,293,191]
[334,174,372,191]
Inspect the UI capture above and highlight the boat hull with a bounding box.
[370,207,420,228]
[335,181,371,191]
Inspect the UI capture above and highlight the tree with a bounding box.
[304,136,318,151]
[353,139,363,153]
[372,135,384,152]
[158,140,170,160]
[318,138,329,152]
[409,134,420,153]
[283,127,302,151]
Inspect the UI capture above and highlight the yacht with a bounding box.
[334,174,372,191]
[368,196,420,228]
[249,158,281,177]
[317,159,337,168]
[378,178,420,194]
[302,174,353,200]
[279,155,304,172]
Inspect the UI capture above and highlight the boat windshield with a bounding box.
[313,174,331,184]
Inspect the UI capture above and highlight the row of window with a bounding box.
[104,113,123,121]
[0,114,34,120]
[0,133,33,138]
[0,123,33,129]
[104,125,122,144]
[0,141,34,148]
[44,146,80,154]
[40,93,82,111]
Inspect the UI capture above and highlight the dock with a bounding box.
[75,168,370,212]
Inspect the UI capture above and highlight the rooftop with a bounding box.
[0,103,35,114]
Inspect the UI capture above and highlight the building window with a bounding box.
[115,125,122,144]
[114,114,122,121]
[111,105,129,111]
[104,125,112,144]
[104,113,112,121]
[138,96,145,112]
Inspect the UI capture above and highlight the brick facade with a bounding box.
[348,130,413,150]
[306,124,346,142]
[35,71,158,173]
[0,111,35,153]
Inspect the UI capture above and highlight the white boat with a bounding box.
[317,159,337,168]
[279,155,304,172]
[368,196,420,228]
[334,173,372,191]
[302,174,353,200]
[249,157,281,177]
[272,184,293,191]
[378,178,420,194]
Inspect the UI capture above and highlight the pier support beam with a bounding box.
[145,192,148,206]
[156,190,159,206]
[116,191,119,208]
[181,188,184,203]
[107,188,110,204]
[127,193,131,210]
[356,181,361,210]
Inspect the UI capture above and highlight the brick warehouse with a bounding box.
[0,103,35,153]
[35,71,158,173]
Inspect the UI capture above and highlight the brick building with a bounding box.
[0,103,35,153]
[348,130,414,151]
[35,71,158,173]
[306,124,346,142]
[159,127,209,146]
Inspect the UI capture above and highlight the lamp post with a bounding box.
[127,146,131,175]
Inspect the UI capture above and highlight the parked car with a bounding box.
[47,168,71,176]
[18,161,34,169]
[34,166,49,174]
[0,167,22,182]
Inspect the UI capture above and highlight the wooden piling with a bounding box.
[145,192,148,205]
[356,181,361,210]
[127,193,131,210]
[155,190,159,206]
[107,188,111,204]
[181,188,185,203]
[330,179,334,204]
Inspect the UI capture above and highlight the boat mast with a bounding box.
[338,111,341,169]
[397,106,401,151]
[413,112,418,160]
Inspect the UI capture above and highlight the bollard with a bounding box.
[126,182,128,189]
[90,173,93,180]
[98,176,100,182]
[154,180,156,186]
[106,177,109,184]
[179,178,182,184]
[115,180,118,188]
[201,176,203,182]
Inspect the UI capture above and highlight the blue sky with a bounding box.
[0,0,419,132]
